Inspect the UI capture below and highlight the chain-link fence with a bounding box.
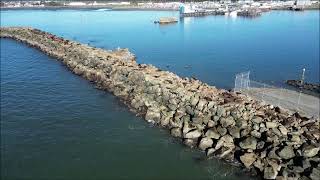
[234,71,319,118]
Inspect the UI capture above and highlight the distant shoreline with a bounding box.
[0,5,178,11]
[1,5,319,11]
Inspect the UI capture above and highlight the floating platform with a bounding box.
[154,17,178,24]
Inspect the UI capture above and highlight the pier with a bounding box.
[1,27,319,180]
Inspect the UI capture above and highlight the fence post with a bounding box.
[278,88,283,107]
[262,84,265,100]
[241,74,244,92]
[297,90,302,108]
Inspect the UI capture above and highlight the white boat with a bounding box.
[230,11,238,17]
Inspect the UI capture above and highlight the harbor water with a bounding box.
[1,9,319,179]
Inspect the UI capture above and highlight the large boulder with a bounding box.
[239,136,257,150]
[199,137,213,150]
[240,153,257,168]
[205,128,220,139]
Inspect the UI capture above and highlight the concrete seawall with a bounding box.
[1,27,319,179]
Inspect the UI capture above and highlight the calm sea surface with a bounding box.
[1,9,319,179]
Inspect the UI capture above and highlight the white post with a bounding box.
[278,88,283,107]
[297,90,302,106]
[241,74,244,92]
[301,68,305,85]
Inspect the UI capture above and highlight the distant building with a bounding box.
[296,0,312,6]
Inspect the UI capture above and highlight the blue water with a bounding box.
[1,9,319,180]
[1,10,319,88]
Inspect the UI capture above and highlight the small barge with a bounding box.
[154,17,178,24]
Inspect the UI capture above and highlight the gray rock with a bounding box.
[235,118,248,129]
[220,116,235,128]
[278,125,288,136]
[184,138,197,148]
[264,166,278,179]
[310,167,320,180]
[217,126,227,136]
[216,106,226,117]
[251,130,261,138]
[145,109,161,123]
[182,120,195,135]
[240,153,257,168]
[185,129,202,139]
[207,120,216,128]
[208,101,215,109]
[302,145,320,158]
[190,95,199,107]
[199,137,213,150]
[207,148,216,156]
[239,137,257,150]
[256,141,265,149]
[205,128,220,139]
[254,158,264,171]
[170,128,182,137]
[278,146,295,159]
[228,126,240,138]
[197,99,207,111]
[252,116,263,124]
[266,122,278,129]
[240,128,251,137]
[213,115,220,122]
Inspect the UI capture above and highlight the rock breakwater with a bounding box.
[1,27,319,180]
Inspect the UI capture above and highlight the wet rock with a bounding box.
[278,146,295,159]
[239,137,257,150]
[170,127,182,138]
[206,148,216,156]
[302,145,320,158]
[145,108,161,123]
[185,129,202,139]
[240,153,257,168]
[199,137,213,151]
[184,138,197,148]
